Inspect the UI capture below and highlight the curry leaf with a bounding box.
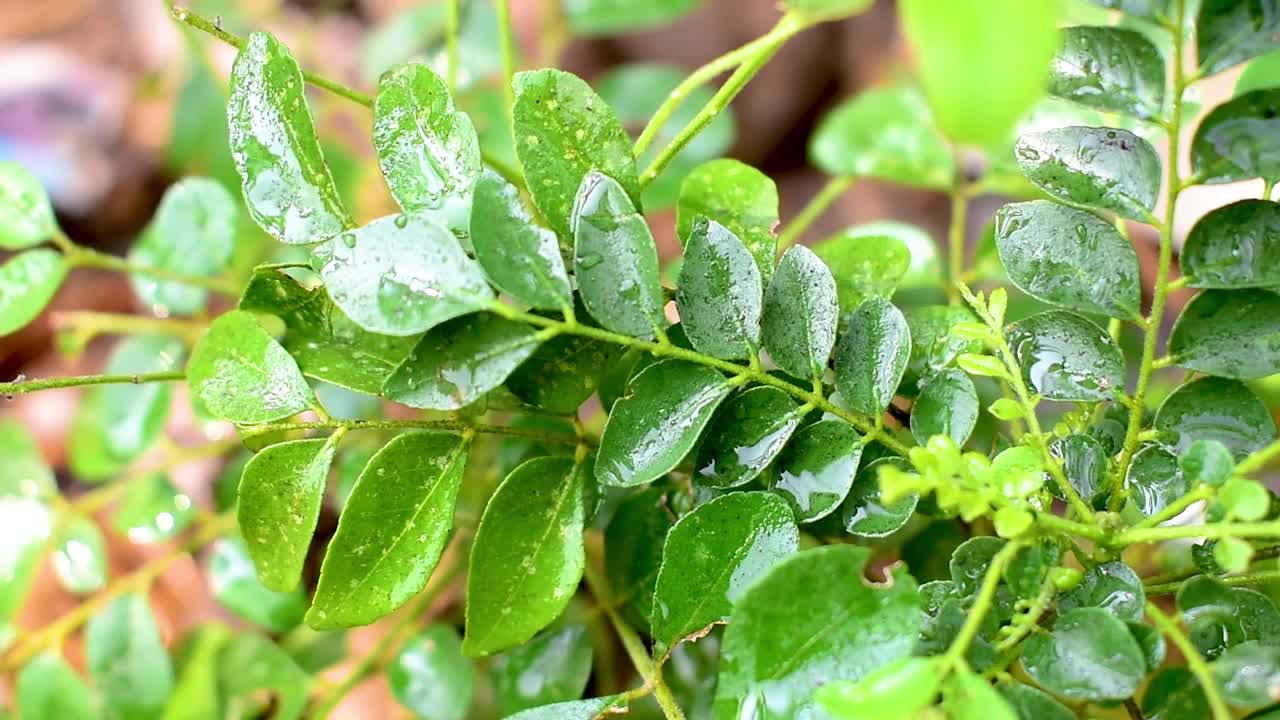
[762,245,839,382]
[677,218,763,360]
[1005,310,1125,402]
[809,85,954,189]
[491,625,593,714]
[1020,607,1146,701]
[0,249,67,337]
[471,169,572,310]
[1048,26,1165,119]
[0,161,57,250]
[1197,0,1280,77]
[1191,89,1280,184]
[86,594,174,720]
[388,624,475,720]
[1154,376,1276,458]
[910,368,979,446]
[187,310,314,424]
[834,297,911,416]
[695,387,803,489]
[16,652,96,720]
[1182,200,1280,288]
[1014,126,1161,220]
[676,158,779,281]
[129,177,236,316]
[1168,289,1280,379]
[770,419,862,524]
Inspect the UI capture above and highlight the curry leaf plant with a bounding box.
[5,0,1280,718]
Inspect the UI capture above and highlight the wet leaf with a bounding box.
[465,457,586,656]
[911,368,979,446]
[16,652,96,720]
[491,625,592,714]
[1168,289,1280,379]
[1154,376,1276,458]
[843,457,918,537]
[51,517,106,596]
[997,682,1075,720]
[228,32,350,244]
[595,360,732,487]
[1197,0,1280,77]
[113,472,195,544]
[1020,607,1146,701]
[762,245,839,381]
[1006,310,1124,402]
[1177,575,1280,658]
[834,297,911,416]
[1014,126,1161,220]
[1192,89,1280,184]
[1125,445,1191,517]
[903,305,983,393]
[1183,200,1280,288]
[676,158,779,281]
[237,435,340,591]
[207,536,306,633]
[695,387,803,489]
[943,669,1018,720]
[994,200,1141,320]
[0,249,67,337]
[388,624,474,720]
[1048,26,1165,120]
[1142,668,1211,720]
[129,178,237,316]
[87,594,174,720]
[715,545,922,719]
[572,171,664,337]
[505,696,626,720]
[605,488,674,633]
[813,230,912,312]
[1211,640,1280,708]
[0,161,57,249]
[187,310,314,424]
[514,69,639,240]
[310,432,468,628]
[950,536,1007,595]
[471,169,572,310]
[1056,561,1145,622]
[506,333,624,414]
[320,214,494,337]
[677,218,763,360]
[1003,540,1063,600]
[809,85,954,190]
[770,419,862,523]
[651,492,799,654]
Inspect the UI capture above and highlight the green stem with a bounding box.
[776,176,853,255]
[1129,486,1214,531]
[51,311,207,345]
[0,371,185,397]
[944,541,1022,668]
[947,185,969,305]
[1114,520,1280,547]
[994,579,1056,654]
[446,0,461,93]
[243,418,582,446]
[1142,545,1280,589]
[1264,178,1275,201]
[1237,438,1280,475]
[496,0,517,132]
[1145,569,1280,597]
[1145,602,1231,720]
[67,244,240,297]
[1035,512,1106,542]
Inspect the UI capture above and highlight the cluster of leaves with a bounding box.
[7,0,1280,718]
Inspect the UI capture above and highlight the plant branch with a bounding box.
[945,541,1022,668]
[1129,486,1214,531]
[66,243,241,297]
[947,183,969,304]
[243,418,585,446]
[1145,601,1231,720]
[1145,569,1280,597]
[496,0,517,132]
[1237,438,1280,475]
[446,0,461,93]
[51,311,207,345]
[776,176,853,255]
[1114,520,1280,546]
[0,371,185,397]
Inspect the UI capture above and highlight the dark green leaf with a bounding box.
[227,32,349,244]
[1020,607,1145,701]
[1212,640,1280,708]
[1015,126,1160,219]
[762,245,839,381]
[310,432,468,628]
[1197,0,1280,77]
[465,457,586,656]
[514,69,639,240]
[320,214,494,337]
[950,536,1007,595]
[114,472,195,543]
[563,0,699,35]
[903,305,982,393]
[809,85,953,189]
[695,387,803,489]
[651,492,799,654]
[715,545,922,719]
[206,536,306,633]
[129,178,236,316]
[492,625,593,714]
[1003,541,1063,600]
[911,368,978,446]
[505,696,626,720]
[595,360,732,487]
[572,171,664,337]
[1049,434,1110,507]
[834,297,911,415]
[676,158,779,281]
[1056,561,1145,622]
[187,310,314,424]
[1142,668,1211,720]
[995,200,1141,319]
[677,218,763,360]
[52,517,106,595]
[997,682,1075,720]
[843,457,917,537]
[1125,445,1191,517]
[86,594,174,720]
[1192,89,1280,183]
[0,249,67,337]
[471,169,572,310]
[943,669,1018,720]
[237,435,340,591]
[1177,575,1280,658]
[1006,310,1124,402]
[1048,26,1165,119]
[506,333,624,414]
[1130,621,1167,672]
[17,652,96,720]
[605,488,674,633]
[1183,200,1280,288]
[1168,289,1280,379]
[770,419,862,523]
[388,624,474,720]
[813,231,911,312]
[1154,376,1276,458]
[0,161,57,249]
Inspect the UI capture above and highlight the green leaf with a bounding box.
[1192,89,1280,184]
[17,652,96,720]
[0,493,53,629]
[0,162,57,249]
[676,158,779,281]
[1142,668,1211,720]
[0,249,67,337]
[1056,561,1144,622]
[677,218,763,360]
[1212,641,1280,708]
[911,368,979,446]
[1020,607,1145,701]
[1169,289,1280,379]
[227,32,350,244]
[605,488,674,633]
[492,625,593,715]
[114,472,195,543]
[1183,200,1280,288]
[1155,376,1276,458]
[187,310,313,424]
[785,0,873,21]
[898,0,1059,144]
[1215,536,1256,572]
[834,297,911,416]
[762,245,839,381]
[373,63,480,227]
[1220,477,1272,521]
[695,387,803,489]
[651,492,799,654]
[998,682,1075,720]
[994,200,1141,319]
[505,696,627,720]
[1049,434,1110,507]
[843,457,918,537]
[1181,439,1235,487]
[949,536,1007,595]
[595,360,733,487]
[563,0,700,35]
[207,536,306,633]
[714,545,922,719]
[816,657,941,720]
[1125,445,1192,517]
[217,634,308,720]
[0,419,54,497]
[571,171,665,337]
[320,214,494,337]
[943,669,1018,720]
[506,332,624,414]
[1178,575,1280,658]
[310,432,468,628]
[388,624,474,720]
[1005,310,1124,402]
[903,305,983,393]
[1237,49,1280,95]
[1004,541,1063,600]
[809,85,953,189]
[238,435,340,591]
[129,178,236,316]
[1048,27,1165,120]
[465,457,586,656]
[1014,127,1160,220]
[383,314,543,410]
[86,594,174,720]
[471,170,572,310]
[1197,0,1280,77]
[813,231,911,312]
[52,517,106,595]
[769,419,862,523]
[514,69,639,240]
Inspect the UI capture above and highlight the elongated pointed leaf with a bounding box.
[1015,126,1160,219]
[770,419,862,523]
[763,245,839,381]
[809,85,953,189]
[1006,310,1124,401]
[1048,26,1165,119]
[17,652,96,720]
[835,297,911,416]
[389,624,475,720]
[651,492,799,655]
[595,360,733,487]
[676,159,778,280]
[310,432,468,628]
[1169,289,1280,379]
[187,310,314,424]
[228,32,349,244]
[207,536,306,632]
[1155,376,1277,458]
[910,368,978,446]
[1197,0,1280,77]
[238,435,340,591]
[0,249,66,337]
[0,161,57,250]
[492,625,593,714]
[87,594,174,720]
[1192,89,1280,184]
[471,169,572,310]
[129,178,237,316]
[506,333,625,414]
[695,387,803,489]
[1183,200,1280,288]
[676,218,763,360]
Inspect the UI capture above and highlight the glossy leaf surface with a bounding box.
[834,297,911,416]
[0,249,67,337]
[506,333,624,414]
[677,218,763,360]
[1048,26,1165,119]
[1014,126,1160,219]
[188,310,313,423]
[843,457,917,537]
[1168,289,1280,379]
[207,536,306,633]
[1191,89,1280,184]
[1126,445,1191,517]
[1020,607,1145,701]
[1197,0,1280,77]
[770,419,862,523]
[470,169,572,310]
[813,230,911,312]
[762,245,839,381]
[0,161,56,249]
[1056,561,1145,622]
[910,368,979,446]
[676,158,779,280]
[1006,310,1124,402]
[491,625,593,714]
[1154,376,1276,458]
[695,387,803,489]
[1182,200,1280,288]
[388,624,474,720]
